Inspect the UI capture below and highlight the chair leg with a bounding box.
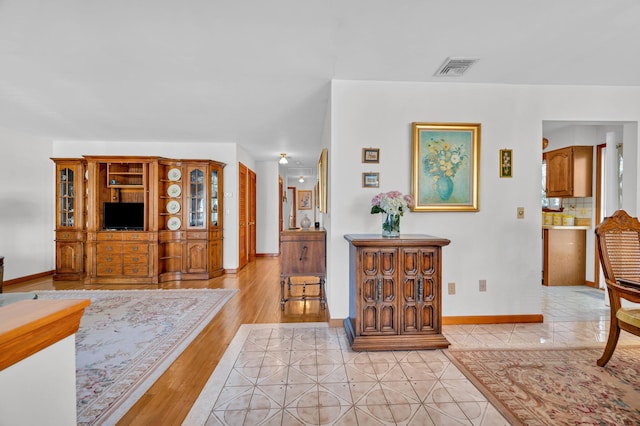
[597,320,621,367]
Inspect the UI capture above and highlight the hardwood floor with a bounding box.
[4,256,329,425]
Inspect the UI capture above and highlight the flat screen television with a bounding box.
[103,202,145,230]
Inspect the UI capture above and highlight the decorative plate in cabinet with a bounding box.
[166,200,181,214]
[167,217,181,231]
[167,168,181,181]
[167,184,181,198]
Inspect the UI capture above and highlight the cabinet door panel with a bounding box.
[380,305,396,333]
[360,249,398,336]
[546,148,572,196]
[403,305,418,332]
[362,306,377,332]
[420,305,435,332]
[401,248,439,334]
[56,242,82,273]
[187,241,208,273]
[362,277,376,302]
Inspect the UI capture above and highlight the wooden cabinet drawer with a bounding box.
[188,231,208,240]
[97,261,122,275]
[97,243,121,254]
[281,241,326,275]
[124,263,149,276]
[123,243,148,254]
[124,253,148,265]
[123,232,148,241]
[97,232,122,241]
[56,230,83,241]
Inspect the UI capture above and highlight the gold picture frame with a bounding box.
[411,122,480,211]
[318,148,328,213]
[362,172,380,188]
[500,149,513,178]
[362,148,380,163]
[298,190,312,210]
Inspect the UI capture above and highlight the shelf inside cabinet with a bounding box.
[107,163,144,188]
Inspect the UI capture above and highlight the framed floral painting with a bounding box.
[411,122,480,211]
[500,149,512,178]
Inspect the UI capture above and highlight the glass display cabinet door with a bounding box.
[58,167,76,227]
[211,169,219,227]
[188,168,205,228]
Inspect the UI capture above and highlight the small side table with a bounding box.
[279,228,326,310]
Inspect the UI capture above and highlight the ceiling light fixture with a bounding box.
[279,153,288,164]
[299,176,304,183]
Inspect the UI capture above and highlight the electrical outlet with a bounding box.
[517,207,525,219]
[479,279,487,292]
[448,282,456,295]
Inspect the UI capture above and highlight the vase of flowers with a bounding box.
[423,137,467,201]
[371,191,414,237]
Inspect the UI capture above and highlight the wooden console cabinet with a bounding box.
[279,228,326,310]
[52,156,225,284]
[344,234,450,351]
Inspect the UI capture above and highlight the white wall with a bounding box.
[256,160,280,255]
[0,127,54,280]
[326,81,640,319]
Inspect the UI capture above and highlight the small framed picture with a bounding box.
[362,148,380,164]
[362,172,380,188]
[500,149,513,178]
[298,190,312,210]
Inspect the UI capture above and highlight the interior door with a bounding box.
[248,168,256,262]
[238,163,248,269]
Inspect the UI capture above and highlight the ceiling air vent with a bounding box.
[435,57,478,77]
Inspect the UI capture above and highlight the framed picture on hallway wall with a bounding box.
[411,122,480,211]
[298,190,312,210]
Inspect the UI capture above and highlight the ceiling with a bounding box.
[1,0,639,179]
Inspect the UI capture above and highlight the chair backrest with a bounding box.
[595,210,640,284]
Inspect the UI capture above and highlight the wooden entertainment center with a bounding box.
[52,156,225,284]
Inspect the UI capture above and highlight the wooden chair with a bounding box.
[594,210,640,366]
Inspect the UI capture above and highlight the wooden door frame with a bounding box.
[593,143,606,289]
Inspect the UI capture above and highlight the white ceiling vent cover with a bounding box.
[435,57,478,77]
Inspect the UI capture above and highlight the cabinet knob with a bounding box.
[417,274,423,301]
[377,275,382,304]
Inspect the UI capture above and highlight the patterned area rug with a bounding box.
[445,347,640,425]
[37,289,237,426]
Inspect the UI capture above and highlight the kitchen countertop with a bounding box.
[542,225,590,230]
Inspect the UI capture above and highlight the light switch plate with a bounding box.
[517,207,525,219]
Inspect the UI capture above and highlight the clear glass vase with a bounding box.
[382,213,400,237]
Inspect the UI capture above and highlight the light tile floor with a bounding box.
[184,286,640,426]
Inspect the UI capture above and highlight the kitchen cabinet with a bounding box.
[543,227,587,286]
[343,234,450,351]
[545,146,593,197]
